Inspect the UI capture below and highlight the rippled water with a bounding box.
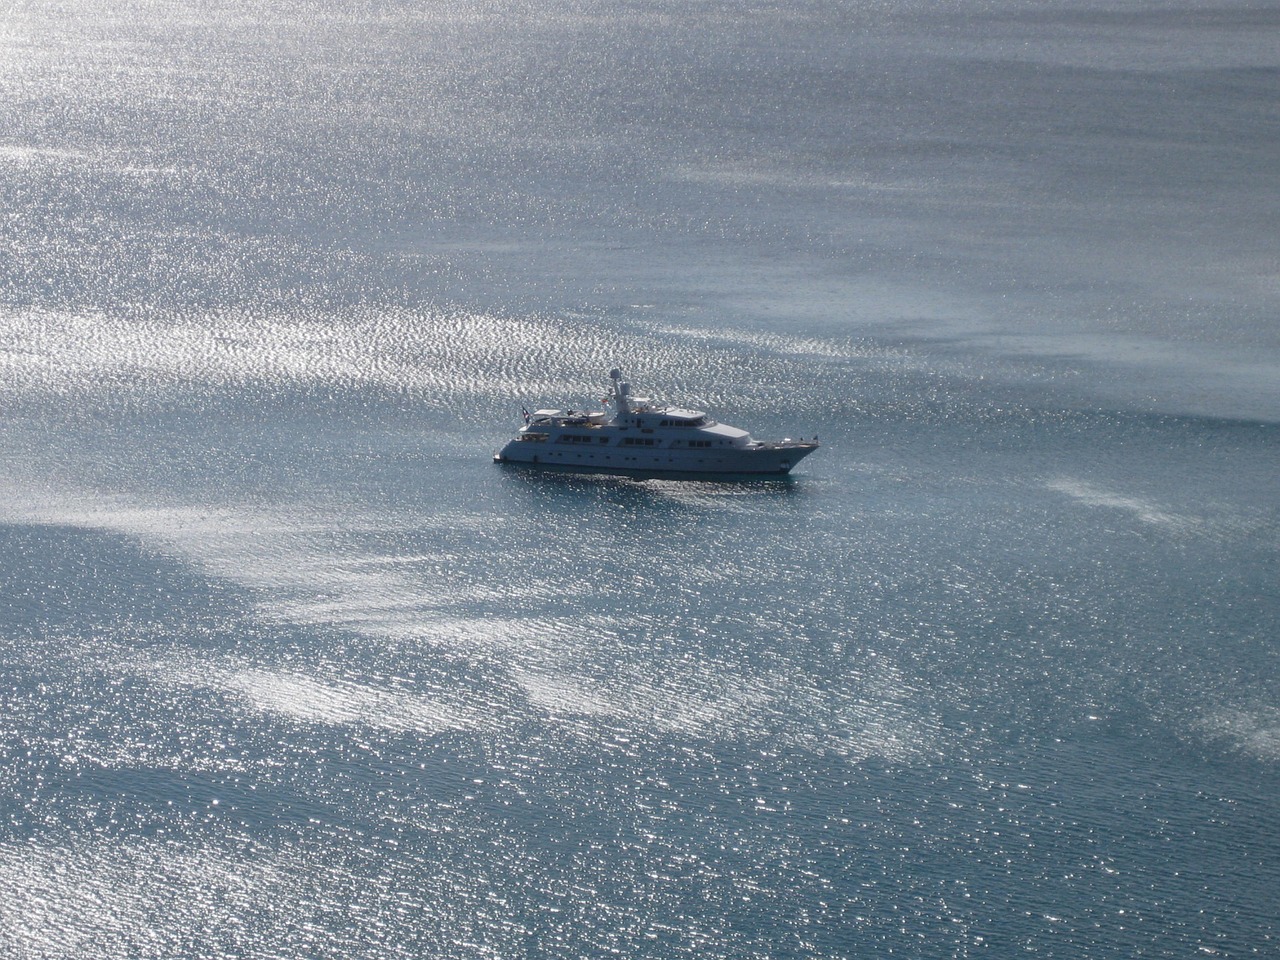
[3,1,1278,957]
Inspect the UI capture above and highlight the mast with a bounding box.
[609,369,631,416]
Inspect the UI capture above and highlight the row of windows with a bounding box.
[539,433,722,449]
[657,417,709,427]
[623,438,721,448]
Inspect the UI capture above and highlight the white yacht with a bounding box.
[494,369,819,477]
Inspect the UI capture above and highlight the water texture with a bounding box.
[1,1,1277,957]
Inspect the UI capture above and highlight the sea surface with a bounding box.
[2,1,1278,957]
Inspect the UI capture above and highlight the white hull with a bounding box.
[494,439,816,476]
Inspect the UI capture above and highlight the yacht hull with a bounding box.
[494,441,817,477]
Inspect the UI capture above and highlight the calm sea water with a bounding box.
[2,1,1278,957]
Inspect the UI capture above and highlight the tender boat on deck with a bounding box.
[493,369,819,477]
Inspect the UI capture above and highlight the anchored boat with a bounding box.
[494,369,819,477]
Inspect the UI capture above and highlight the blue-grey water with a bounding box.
[2,1,1278,956]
